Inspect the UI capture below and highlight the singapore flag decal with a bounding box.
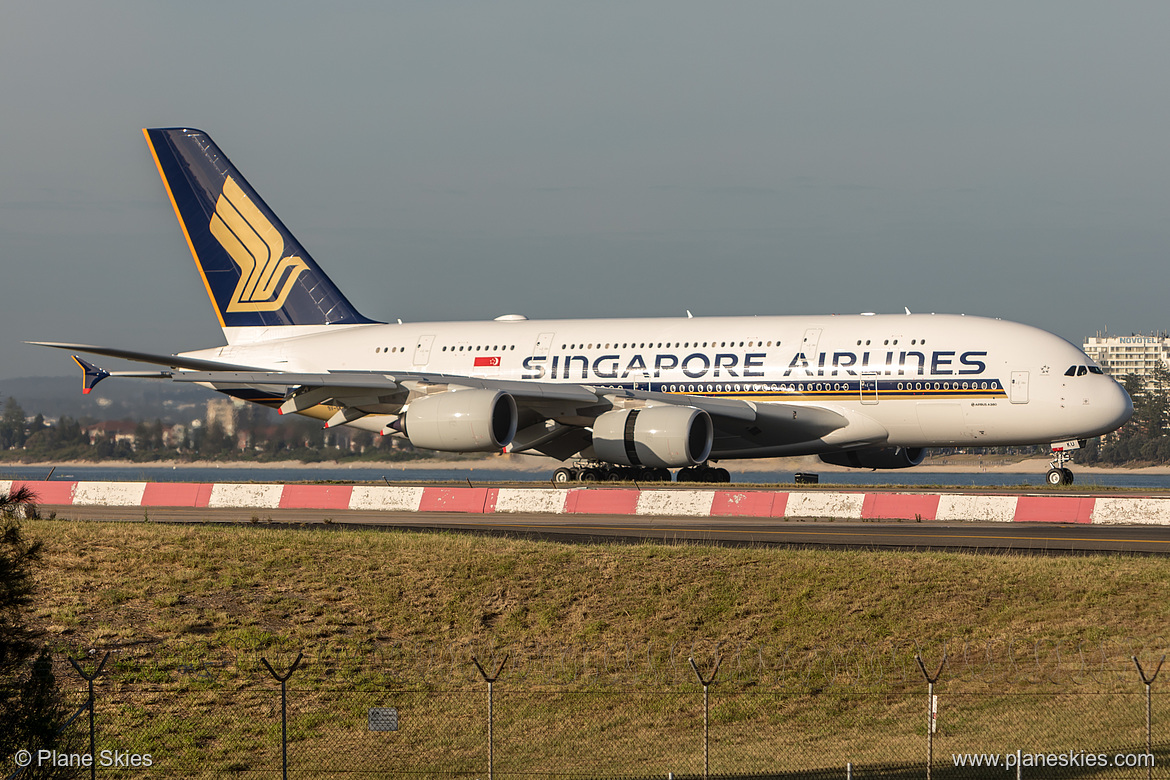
[473,356,501,367]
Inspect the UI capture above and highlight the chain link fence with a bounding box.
[5,640,1170,778]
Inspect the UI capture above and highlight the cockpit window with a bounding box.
[1088,366,1104,374]
[1065,366,1077,377]
[1077,366,1088,376]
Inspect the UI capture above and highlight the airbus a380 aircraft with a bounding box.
[34,128,1132,486]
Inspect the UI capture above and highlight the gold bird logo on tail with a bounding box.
[209,176,309,312]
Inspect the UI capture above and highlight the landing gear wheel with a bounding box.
[675,464,729,483]
[580,469,599,482]
[553,468,574,484]
[1047,445,1077,486]
[606,471,623,482]
[654,468,672,482]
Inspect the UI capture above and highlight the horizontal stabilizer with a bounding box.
[31,342,259,372]
[70,356,173,394]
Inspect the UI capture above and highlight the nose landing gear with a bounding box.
[1045,440,1085,486]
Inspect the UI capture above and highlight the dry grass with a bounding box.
[18,518,1170,776]
[23,518,1170,687]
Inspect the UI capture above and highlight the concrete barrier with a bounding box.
[349,486,425,512]
[5,480,1170,525]
[784,491,866,520]
[73,482,147,507]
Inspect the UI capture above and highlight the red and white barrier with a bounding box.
[3,479,1170,524]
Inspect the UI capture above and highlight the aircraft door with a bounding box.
[533,332,556,358]
[801,328,822,359]
[859,374,878,405]
[413,335,435,366]
[1010,371,1029,404]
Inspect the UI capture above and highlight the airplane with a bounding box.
[33,128,1133,486]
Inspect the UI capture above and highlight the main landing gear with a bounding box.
[552,462,672,483]
[550,462,732,483]
[675,464,731,483]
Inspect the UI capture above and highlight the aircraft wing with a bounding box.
[173,369,784,422]
[44,342,858,458]
[171,370,605,405]
[169,369,854,456]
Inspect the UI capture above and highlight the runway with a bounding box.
[44,504,1170,555]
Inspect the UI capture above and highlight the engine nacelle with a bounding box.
[592,406,713,468]
[819,446,926,470]
[403,389,518,452]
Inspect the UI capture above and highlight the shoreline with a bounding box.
[5,455,1170,476]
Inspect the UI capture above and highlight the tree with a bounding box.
[1092,370,1170,464]
[0,487,77,774]
[0,397,26,450]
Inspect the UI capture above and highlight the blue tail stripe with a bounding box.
[144,128,378,328]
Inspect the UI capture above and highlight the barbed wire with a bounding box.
[70,636,1170,693]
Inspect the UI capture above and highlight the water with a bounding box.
[2,463,1168,490]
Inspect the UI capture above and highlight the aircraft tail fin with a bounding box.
[142,128,379,337]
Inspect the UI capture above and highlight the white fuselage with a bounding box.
[186,312,1132,457]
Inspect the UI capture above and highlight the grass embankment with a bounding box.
[29,519,1170,673]
[22,519,1170,777]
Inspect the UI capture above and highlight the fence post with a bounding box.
[1133,654,1164,780]
[261,652,303,780]
[689,656,722,780]
[472,655,509,780]
[915,653,946,780]
[68,652,109,780]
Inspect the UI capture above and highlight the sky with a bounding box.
[4,2,1170,380]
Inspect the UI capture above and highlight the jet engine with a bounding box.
[819,446,926,470]
[592,406,713,468]
[402,389,518,452]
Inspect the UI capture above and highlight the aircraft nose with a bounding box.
[1098,379,1133,433]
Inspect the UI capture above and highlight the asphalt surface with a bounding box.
[42,504,1170,555]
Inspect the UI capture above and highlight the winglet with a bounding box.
[72,356,110,395]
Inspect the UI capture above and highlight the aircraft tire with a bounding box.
[715,468,731,483]
[580,469,600,482]
[1061,468,1074,485]
[1046,468,1064,486]
[553,468,574,484]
